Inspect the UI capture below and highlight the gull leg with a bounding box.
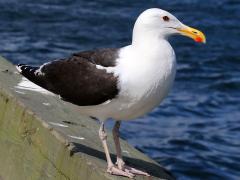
[99,121,134,178]
[112,121,150,177]
[112,121,125,169]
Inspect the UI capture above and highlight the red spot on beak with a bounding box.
[195,37,202,43]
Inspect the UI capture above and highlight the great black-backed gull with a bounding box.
[16,8,206,178]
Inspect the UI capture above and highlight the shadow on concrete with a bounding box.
[70,143,175,180]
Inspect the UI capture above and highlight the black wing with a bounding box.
[17,48,120,106]
[73,48,118,67]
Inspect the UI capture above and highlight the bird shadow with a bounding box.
[70,142,175,179]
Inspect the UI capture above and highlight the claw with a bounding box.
[107,165,135,178]
[124,165,150,176]
[115,161,151,177]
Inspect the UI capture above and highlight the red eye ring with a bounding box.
[163,16,170,22]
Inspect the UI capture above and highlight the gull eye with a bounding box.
[163,16,170,22]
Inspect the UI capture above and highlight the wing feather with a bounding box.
[17,48,119,106]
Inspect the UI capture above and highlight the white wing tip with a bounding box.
[16,65,23,73]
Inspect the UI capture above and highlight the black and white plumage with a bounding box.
[17,48,119,106]
[16,8,206,178]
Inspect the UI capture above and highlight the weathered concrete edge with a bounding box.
[0,56,175,180]
[0,85,106,180]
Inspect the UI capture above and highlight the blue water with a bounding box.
[0,0,239,179]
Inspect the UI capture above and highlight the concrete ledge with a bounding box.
[0,56,175,180]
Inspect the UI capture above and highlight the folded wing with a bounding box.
[17,48,119,106]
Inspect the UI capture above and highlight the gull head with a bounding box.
[133,8,206,44]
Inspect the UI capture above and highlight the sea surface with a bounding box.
[0,0,239,179]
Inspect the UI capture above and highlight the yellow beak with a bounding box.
[177,25,206,44]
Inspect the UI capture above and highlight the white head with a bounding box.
[132,8,206,45]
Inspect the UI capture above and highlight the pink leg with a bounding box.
[112,121,151,177]
[99,121,134,178]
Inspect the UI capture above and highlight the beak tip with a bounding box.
[201,37,206,44]
[199,38,206,44]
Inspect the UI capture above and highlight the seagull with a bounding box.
[16,8,206,178]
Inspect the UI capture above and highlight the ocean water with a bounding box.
[0,0,239,179]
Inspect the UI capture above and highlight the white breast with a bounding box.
[112,42,176,120]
